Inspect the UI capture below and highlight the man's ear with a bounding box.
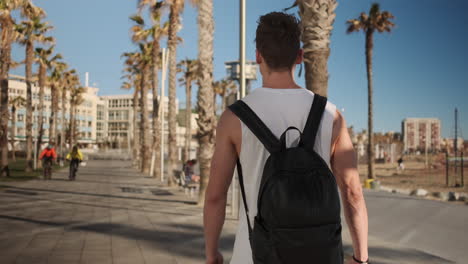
[296,49,304,64]
[256,50,263,64]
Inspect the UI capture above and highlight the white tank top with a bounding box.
[230,87,337,264]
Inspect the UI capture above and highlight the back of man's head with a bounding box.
[255,12,301,71]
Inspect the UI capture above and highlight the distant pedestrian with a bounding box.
[184,159,200,183]
[397,157,405,171]
[39,143,57,180]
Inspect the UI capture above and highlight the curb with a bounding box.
[371,185,468,204]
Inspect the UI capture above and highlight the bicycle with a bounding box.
[43,159,53,180]
[69,159,80,181]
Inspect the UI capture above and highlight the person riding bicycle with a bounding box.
[66,145,83,180]
[39,143,57,180]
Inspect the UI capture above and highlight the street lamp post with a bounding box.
[33,105,38,170]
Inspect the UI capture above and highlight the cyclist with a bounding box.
[39,143,57,180]
[66,145,83,180]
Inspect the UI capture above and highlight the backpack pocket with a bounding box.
[271,223,343,264]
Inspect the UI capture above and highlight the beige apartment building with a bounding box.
[8,75,197,159]
[402,118,441,153]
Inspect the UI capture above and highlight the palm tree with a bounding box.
[61,68,76,158]
[213,78,236,113]
[196,0,216,204]
[347,3,395,180]
[15,13,52,172]
[69,85,85,148]
[137,0,168,179]
[9,95,26,161]
[0,0,41,177]
[48,61,66,145]
[285,0,338,97]
[177,58,198,161]
[128,15,153,174]
[121,52,141,168]
[35,46,62,156]
[167,0,185,186]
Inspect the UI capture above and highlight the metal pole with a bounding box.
[461,152,464,187]
[454,108,458,175]
[34,128,37,170]
[231,0,246,219]
[446,151,449,187]
[160,48,169,183]
[240,0,246,98]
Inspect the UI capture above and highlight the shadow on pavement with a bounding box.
[0,214,233,260]
[1,185,193,205]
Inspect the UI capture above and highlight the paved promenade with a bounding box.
[0,160,465,263]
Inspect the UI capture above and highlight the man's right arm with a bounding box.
[331,111,369,262]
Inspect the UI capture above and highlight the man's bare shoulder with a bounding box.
[331,109,347,154]
[217,109,241,153]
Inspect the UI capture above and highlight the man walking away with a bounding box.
[39,143,57,180]
[203,12,369,264]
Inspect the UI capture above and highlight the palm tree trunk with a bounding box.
[49,84,57,144]
[184,81,192,161]
[152,38,161,179]
[10,106,16,162]
[167,6,180,186]
[0,18,13,177]
[69,102,75,148]
[132,89,139,167]
[366,30,375,180]
[221,90,227,111]
[25,41,34,172]
[140,66,150,173]
[299,0,337,97]
[197,0,216,205]
[37,65,46,164]
[60,88,67,159]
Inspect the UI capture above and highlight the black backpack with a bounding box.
[229,94,343,264]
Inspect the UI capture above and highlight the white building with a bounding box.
[7,75,196,159]
[402,118,441,152]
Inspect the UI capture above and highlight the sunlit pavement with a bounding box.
[0,160,465,263]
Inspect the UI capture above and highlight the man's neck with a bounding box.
[262,70,301,89]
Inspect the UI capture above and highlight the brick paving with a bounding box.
[0,160,461,264]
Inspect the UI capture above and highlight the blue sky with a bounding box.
[11,0,468,138]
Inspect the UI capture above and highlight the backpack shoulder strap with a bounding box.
[228,100,279,153]
[302,94,328,152]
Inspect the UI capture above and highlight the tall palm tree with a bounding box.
[35,46,62,155]
[15,13,52,172]
[213,78,236,113]
[48,61,66,145]
[9,95,26,161]
[121,52,141,168]
[167,0,185,185]
[69,85,85,148]
[285,0,338,97]
[177,58,198,161]
[0,0,40,177]
[137,0,168,179]
[61,68,76,158]
[347,3,395,180]
[128,15,153,174]
[196,0,216,204]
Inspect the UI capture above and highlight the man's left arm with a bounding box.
[204,110,239,264]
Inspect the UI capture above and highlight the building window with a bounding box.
[18,114,24,121]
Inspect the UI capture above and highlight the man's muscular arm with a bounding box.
[204,110,239,264]
[331,111,369,262]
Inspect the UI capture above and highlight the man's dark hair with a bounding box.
[255,12,301,70]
